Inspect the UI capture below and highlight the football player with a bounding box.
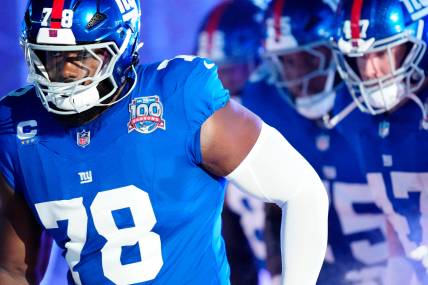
[241,0,389,284]
[196,1,265,284]
[330,0,428,283]
[0,1,328,285]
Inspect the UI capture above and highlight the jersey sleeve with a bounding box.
[0,141,17,190]
[0,99,17,190]
[183,57,230,164]
[0,87,34,191]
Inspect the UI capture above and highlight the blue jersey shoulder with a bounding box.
[136,56,230,130]
[0,85,40,131]
[0,85,41,190]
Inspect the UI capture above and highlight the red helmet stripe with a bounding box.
[350,0,363,40]
[51,0,65,29]
[273,0,285,42]
[205,1,230,55]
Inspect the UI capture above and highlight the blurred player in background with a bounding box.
[241,0,389,284]
[0,0,328,284]
[196,1,266,284]
[329,0,428,284]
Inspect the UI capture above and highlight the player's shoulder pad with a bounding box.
[1,85,35,100]
[156,55,229,127]
[157,55,217,82]
[0,85,36,122]
[136,55,220,99]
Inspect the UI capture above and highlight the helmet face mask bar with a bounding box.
[333,25,427,115]
[26,43,120,115]
[264,40,337,99]
[24,41,123,115]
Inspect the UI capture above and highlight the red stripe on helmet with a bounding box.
[273,0,285,42]
[51,0,65,29]
[205,1,230,55]
[350,0,363,40]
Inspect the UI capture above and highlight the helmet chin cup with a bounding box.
[295,91,336,120]
[365,83,403,111]
[51,85,100,112]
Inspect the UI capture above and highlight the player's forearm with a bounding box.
[280,172,328,285]
[226,122,328,284]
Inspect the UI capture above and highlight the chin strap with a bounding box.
[323,93,428,130]
[98,41,143,107]
[322,96,363,129]
[97,65,138,107]
[406,93,428,130]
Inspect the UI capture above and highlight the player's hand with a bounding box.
[409,245,428,272]
[270,274,282,285]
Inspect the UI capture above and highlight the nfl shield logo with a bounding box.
[378,121,390,138]
[49,29,58,38]
[77,130,91,148]
[316,134,330,152]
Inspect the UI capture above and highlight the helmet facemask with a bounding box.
[264,41,337,119]
[23,41,124,115]
[334,25,427,115]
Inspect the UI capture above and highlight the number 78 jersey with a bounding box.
[0,57,231,285]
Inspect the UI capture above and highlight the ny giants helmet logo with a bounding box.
[128,96,166,134]
[401,0,428,20]
[114,0,138,21]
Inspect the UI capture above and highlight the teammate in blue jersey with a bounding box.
[0,1,328,285]
[241,0,389,284]
[196,1,266,284]
[329,0,428,283]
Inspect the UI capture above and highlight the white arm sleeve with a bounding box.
[226,122,328,285]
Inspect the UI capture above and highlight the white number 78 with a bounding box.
[41,7,74,29]
[35,185,163,285]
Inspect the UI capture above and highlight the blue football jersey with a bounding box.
[241,73,388,285]
[0,56,231,285]
[334,86,428,281]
